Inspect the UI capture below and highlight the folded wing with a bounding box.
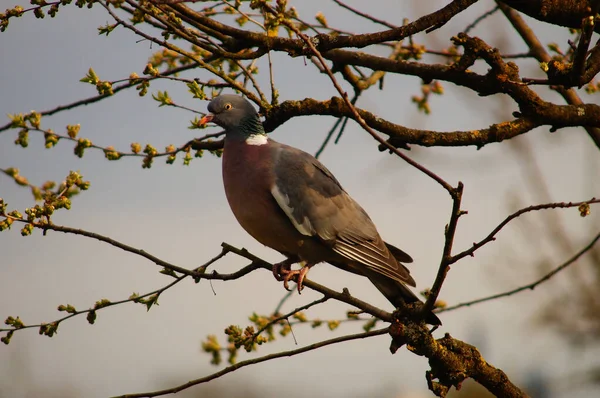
[270,142,415,287]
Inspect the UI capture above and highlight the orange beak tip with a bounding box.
[200,114,213,125]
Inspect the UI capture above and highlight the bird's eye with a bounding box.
[224,103,232,110]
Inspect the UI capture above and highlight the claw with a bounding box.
[295,266,311,293]
[279,264,314,294]
[282,272,297,291]
[272,258,295,281]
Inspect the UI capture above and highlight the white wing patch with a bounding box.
[271,184,315,236]
[245,134,268,146]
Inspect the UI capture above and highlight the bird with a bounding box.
[200,94,440,325]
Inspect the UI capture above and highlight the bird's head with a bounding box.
[200,95,260,131]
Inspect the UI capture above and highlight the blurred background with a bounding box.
[1,1,599,397]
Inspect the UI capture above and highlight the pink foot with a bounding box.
[272,259,314,294]
[281,264,313,294]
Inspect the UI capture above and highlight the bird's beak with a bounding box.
[200,113,214,125]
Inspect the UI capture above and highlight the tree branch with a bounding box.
[497,0,600,148]
[112,327,390,398]
[0,63,199,134]
[332,0,398,29]
[221,242,394,321]
[441,229,600,312]
[500,0,600,32]
[0,273,186,339]
[15,221,272,282]
[251,296,330,342]
[423,183,465,316]
[451,197,600,264]
[167,0,478,54]
[262,97,541,149]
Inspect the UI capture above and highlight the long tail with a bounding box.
[367,272,441,325]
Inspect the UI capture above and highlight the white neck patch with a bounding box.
[245,134,268,146]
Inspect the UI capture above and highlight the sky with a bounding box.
[1,1,599,397]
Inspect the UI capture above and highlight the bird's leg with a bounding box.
[282,263,314,294]
[272,257,298,281]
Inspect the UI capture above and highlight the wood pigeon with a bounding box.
[201,94,440,325]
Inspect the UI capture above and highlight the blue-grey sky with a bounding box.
[1,1,599,397]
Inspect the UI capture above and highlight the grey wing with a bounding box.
[270,142,415,287]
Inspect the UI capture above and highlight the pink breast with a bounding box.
[222,139,299,253]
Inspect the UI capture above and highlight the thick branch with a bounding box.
[500,0,600,32]
[168,0,478,55]
[263,97,541,149]
[390,324,527,397]
[497,1,600,148]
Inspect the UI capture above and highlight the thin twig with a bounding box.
[0,275,186,334]
[451,198,600,264]
[0,64,200,134]
[315,94,358,158]
[112,327,390,398]
[440,230,600,312]
[332,0,397,29]
[267,51,278,105]
[99,0,261,105]
[251,296,329,342]
[7,221,267,281]
[315,116,345,159]
[334,113,351,144]
[220,0,264,29]
[273,289,295,314]
[464,6,499,34]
